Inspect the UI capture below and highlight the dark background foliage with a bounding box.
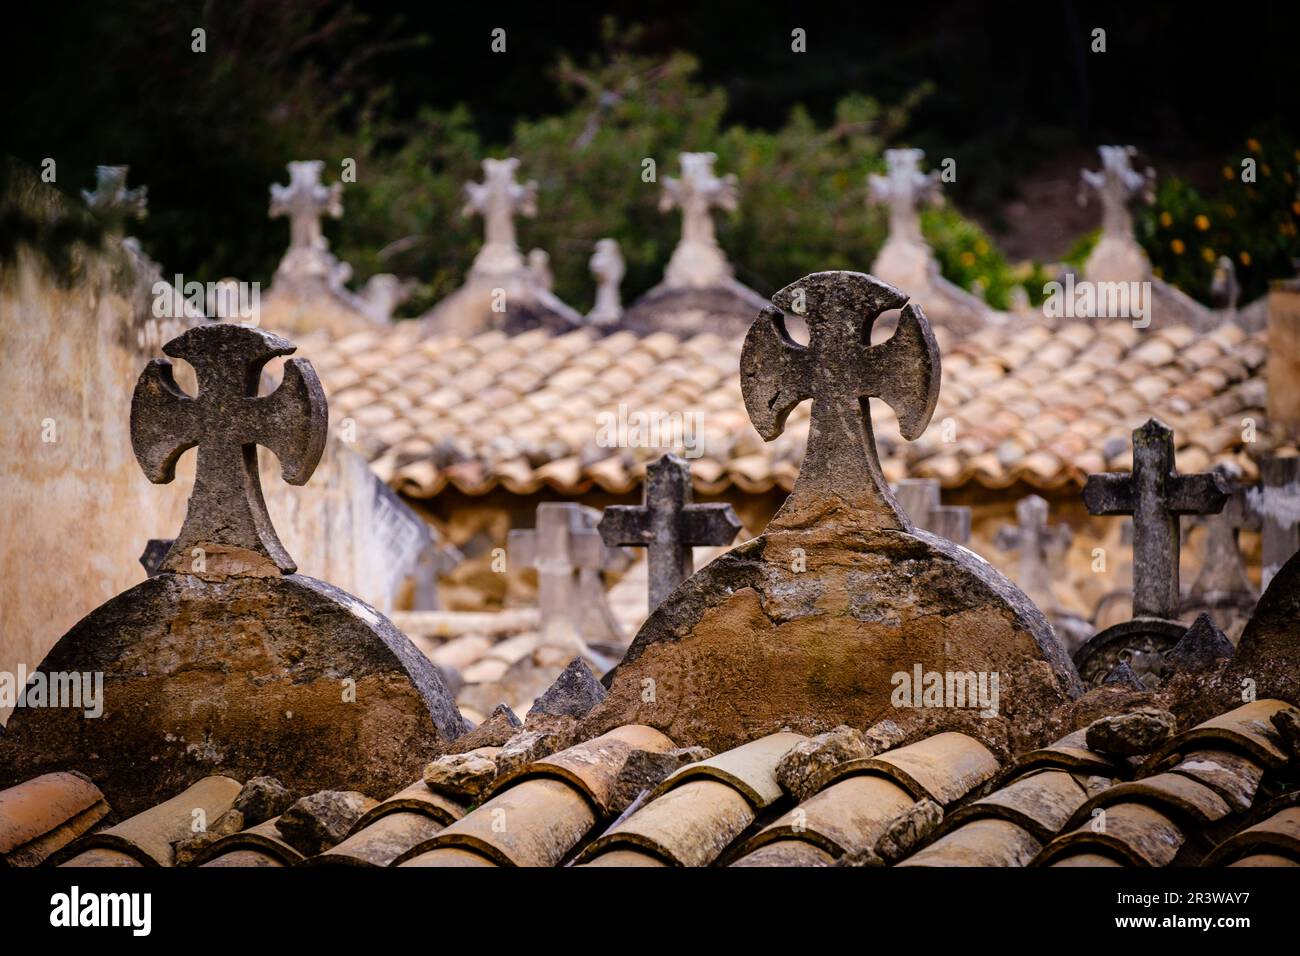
[2,1,1296,310]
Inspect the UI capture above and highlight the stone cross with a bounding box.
[81,165,147,232]
[995,495,1072,607]
[1079,145,1154,242]
[509,503,623,650]
[660,152,738,287]
[1252,455,1300,589]
[1187,464,1256,609]
[130,324,328,575]
[868,148,941,247]
[741,271,940,530]
[893,478,971,545]
[599,454,743,610]
[1083,418,1230,620]
[270,160,342,258]
[464,157,538,276]
[588,238,625,325]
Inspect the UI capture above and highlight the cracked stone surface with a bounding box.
[876,798,944,863]
[275,790,377,856]
[423,749,499,800]
[1084,708,1175,756]
[776,726,872,801]
[583,273,1080,753]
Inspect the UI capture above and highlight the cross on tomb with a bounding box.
[893,478,971,545]
[569,510,630,645]
[599,454,743,610]
[995,495,1072,607]
[741,271,940,530]
[1252,456,1300,589]
[270,160,342,257]
[660,152,738,287]
[81,165,147,232]
[1079,145,1154,243]
[1187,464,1257,610]
[130,324,328,574]
[662,152,737,254]
[1083,418,1230,620]
[868,148,941,247]
[463,157,538,276]
[508,502,623,650]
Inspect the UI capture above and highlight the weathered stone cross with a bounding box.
[660,152,738,287]
[1187,464,1256,611]
[868,148,941,247]
[599,454,743,610]
[509,503,623,651]
[1083,418,1230,619]
[81,165,147,232]
[464,157,538,276]
[270,160,342,256]
[996,494,1072,607]
[1079,145,1154,242]
[130,323,328,575]
[741,271,940,530]
[893,478,971,544]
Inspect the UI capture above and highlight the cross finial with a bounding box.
[868,148,941,246]
[660,152,738,287]
[81,165,147,232]
[741,271,940,530]
[270,160,342,257]
[130,324,328,574]
[1083,418,1230,619]
[599,454,743,609]
[1079,145,1155,242]
[463,157,538,276]
[588,238,625,326]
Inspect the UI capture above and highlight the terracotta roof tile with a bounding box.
[0,771,109,867]
[823,732,999,805]
[59,775,241,867]
[1205,807,1300,865]
[1035,801,1186,867]
[192,817,302,867]
[301,320,1270,498]
[898,818,1043,867]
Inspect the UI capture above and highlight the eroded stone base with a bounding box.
[583,525,1081,754]
[0,573,465,816]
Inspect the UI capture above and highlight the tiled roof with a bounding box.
[19,697,1297,868]
[299,317,1276,500]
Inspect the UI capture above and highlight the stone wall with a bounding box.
[0,172,430,723]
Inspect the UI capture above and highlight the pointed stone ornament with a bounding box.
[599,454,743,610]
[582,271,1081,752]
[1075,418,1232,685]
[1101,660,1148,691]
[1163,613,1234,674]
[131,324,327,575]
[0,324,465,816]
